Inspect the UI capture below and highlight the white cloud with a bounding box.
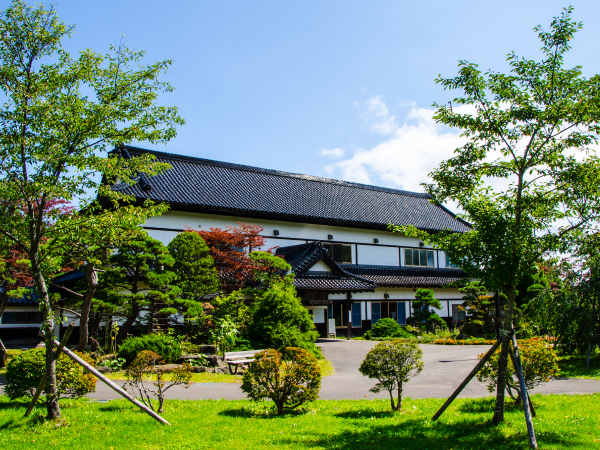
[317,147,346,159]
[324,97,469,193]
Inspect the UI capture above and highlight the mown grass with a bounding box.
[0,394,598,449]
[557,354,600,379]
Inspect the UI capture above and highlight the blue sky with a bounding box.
[28,0,600,192]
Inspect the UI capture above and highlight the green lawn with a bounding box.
[557,354,600,379]
[1,394,599,449]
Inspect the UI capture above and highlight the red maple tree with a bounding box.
[193,223,275,293]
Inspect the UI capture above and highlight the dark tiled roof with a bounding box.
[277,242,376,293]
[110,146,471,233]
[344,265,468,288]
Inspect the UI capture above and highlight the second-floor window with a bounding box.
[404,248,434,267]
[323,243,352,264]
[446,256,460,268]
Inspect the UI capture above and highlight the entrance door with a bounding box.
[351,303,362,328]
[371,303,381,325]
[397,302,406,325]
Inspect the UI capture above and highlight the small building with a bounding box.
[109,146,471,337]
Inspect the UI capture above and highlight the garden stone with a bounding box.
[214,367,229,374]
[200,345,217,355]
[96,366,112,374]
[155,364,184,372]
[35,342,45,349]
[189,366,208,373]
[457,334,468,340]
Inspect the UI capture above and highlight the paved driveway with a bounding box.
[4,339,599,401]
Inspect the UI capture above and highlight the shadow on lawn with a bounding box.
[283,416,581,450]
[219,406,310,419]
[0,398,28,411]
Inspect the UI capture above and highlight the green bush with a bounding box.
[247,280,321,358]
[241,347,321,414]
[369,318,412,339]
[359,341,423,411]
[117,333,182,364]
[4,348,96,399]
[461,321,485,337]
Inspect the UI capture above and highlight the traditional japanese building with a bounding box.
[0,145,472,343]
[110,145,471,338]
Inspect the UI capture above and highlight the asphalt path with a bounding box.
[3,339,599,401]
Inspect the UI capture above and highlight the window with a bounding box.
[452,304,466,321]
[404,248,434,267]
[323,243,352,264]
[446,256,460,268]
[1,311,42,324]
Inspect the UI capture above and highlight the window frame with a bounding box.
[404,248,435,267]
[323,243,352,264]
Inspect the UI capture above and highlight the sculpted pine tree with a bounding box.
[0,1,182,419]
[392,8,600,422]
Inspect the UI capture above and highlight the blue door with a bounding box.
[397,302,406,325]
[351,303,362,327]
[371,302,381,325]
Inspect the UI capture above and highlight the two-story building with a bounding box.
[111,145,471,338]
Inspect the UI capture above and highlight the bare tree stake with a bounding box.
[432,339,501,421]
[52,338,171,425]
[511,329,537,449]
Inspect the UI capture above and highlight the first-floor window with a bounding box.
[404,248,434,267]
[452,304,466,321]
[1,311,42,324]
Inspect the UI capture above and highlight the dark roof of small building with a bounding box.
[344,265,467,288]
[276,242,376,293]
[110,146,471,233]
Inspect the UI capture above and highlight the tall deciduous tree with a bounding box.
[0,1,183,419]
[392,8,600,423]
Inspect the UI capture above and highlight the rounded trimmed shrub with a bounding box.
[4,348,96,399]
[241,347,321,414]
[117,333,182,364]
[370,318,412,339]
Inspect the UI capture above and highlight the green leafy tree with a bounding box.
[53,210,156,351]
[459,281,495,334]
[0,0,182,419]
[477,339,560,406]
[359,341,424,411]
[105,234,180,343]
[247,279,320,358]
[391,8,600,422]
[167,231,219,319]
[407,288,447,332]
[241,347,321,415]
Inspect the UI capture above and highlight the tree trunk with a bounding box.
[77,264,99,352]
[492,287,516,424]
[31,255,60,420]
[117,301,141,344]
[396,383,403,411]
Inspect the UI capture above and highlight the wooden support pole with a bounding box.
[346,293,352,340]
[507,344,536,418]
[432,339,501,421]
[53,339,171,426]
[511,329,537,449]
[24,323,75,417]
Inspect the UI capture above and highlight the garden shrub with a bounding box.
[241,347,321,415]
[359,341,423,411]
[247,280,321,358]
[476,339,560,403]
[124,350,192,413]
[4,348,96,399]
[117,333,182,364]
[369,318,412,339]
[460,321,485,337]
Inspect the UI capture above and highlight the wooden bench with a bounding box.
[224,350,265,374]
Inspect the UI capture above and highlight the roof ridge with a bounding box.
[115,145,432,200]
